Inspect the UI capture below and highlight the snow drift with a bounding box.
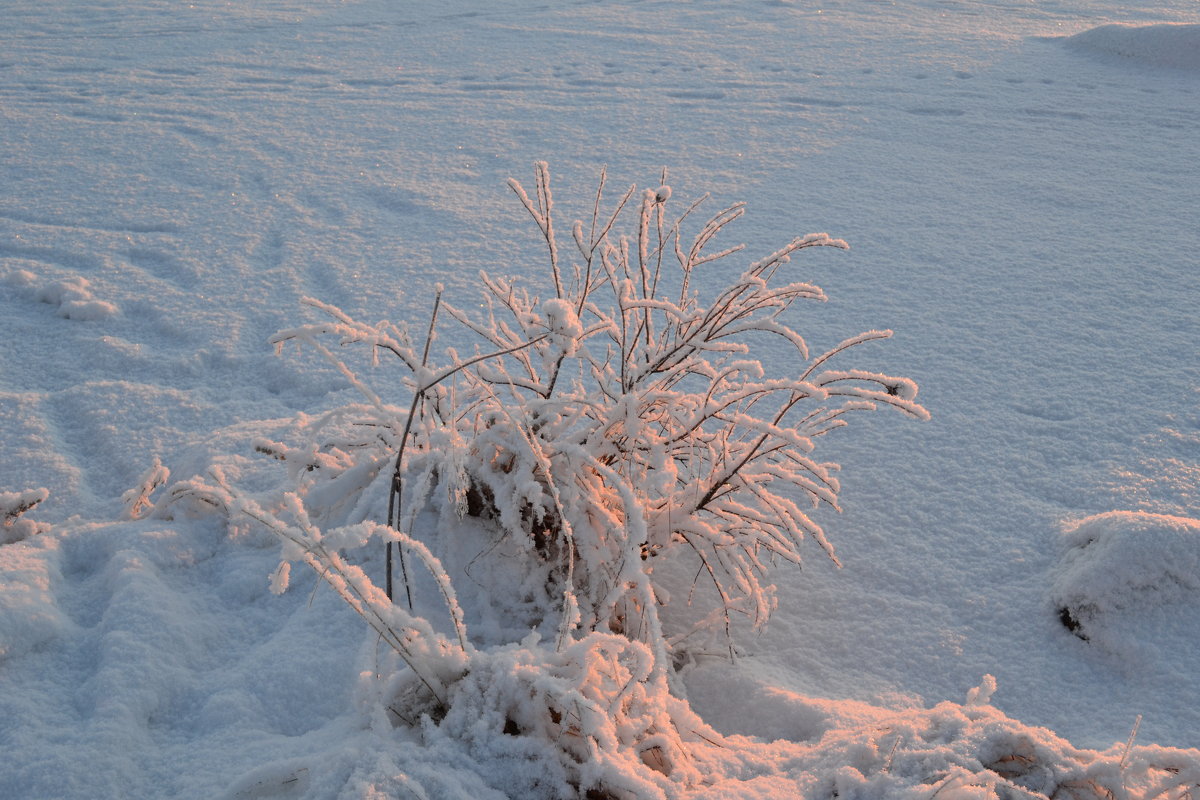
[1065,24,1200,71]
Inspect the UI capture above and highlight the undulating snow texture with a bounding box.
[3,0,1200,797]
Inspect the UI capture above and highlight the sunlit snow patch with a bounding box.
[1052,511,1200,647]
[1065,24,1200,71]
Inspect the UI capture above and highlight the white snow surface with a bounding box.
[1051,512,1200,658]
[1066,23,1200,71]
[3,0,1200,797]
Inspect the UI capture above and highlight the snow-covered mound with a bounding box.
[1065,24,1200,71]
[1052,512,1200,647]
[4,269,119,321]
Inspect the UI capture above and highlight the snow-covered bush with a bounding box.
[159,164,931,797]
[264,163,927,657]
[145,166,1200,800]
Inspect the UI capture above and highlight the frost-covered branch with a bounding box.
[1,488,50,544]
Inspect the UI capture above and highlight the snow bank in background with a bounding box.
[1065,24,1200,71]
[1052,512,1200,649]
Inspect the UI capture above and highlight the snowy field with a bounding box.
[2,1,1199,798]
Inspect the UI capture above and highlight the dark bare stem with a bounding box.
[386,325,553,599]
[387,290,443,609]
